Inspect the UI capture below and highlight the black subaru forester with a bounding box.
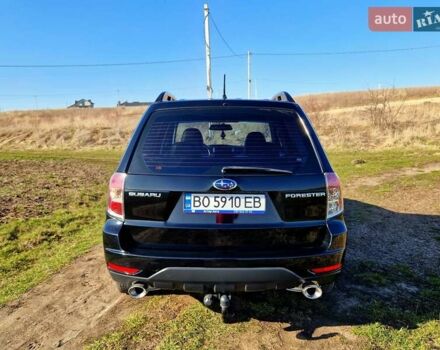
[103,91,346,313]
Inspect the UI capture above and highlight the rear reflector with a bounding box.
[107,262,141,275]
[310,263,342,274]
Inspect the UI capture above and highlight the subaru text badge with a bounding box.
[213,178,237,191]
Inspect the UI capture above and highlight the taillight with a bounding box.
[325,172,343,219]
[107,262,141,275]
[310,263,342,274]
[107,173,126,220]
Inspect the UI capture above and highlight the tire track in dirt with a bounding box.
[343,162,440,269]
[347,162,440,188]
[0,239,364,350]
[0,246,139,349]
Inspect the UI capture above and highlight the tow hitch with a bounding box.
[203,293,233,320]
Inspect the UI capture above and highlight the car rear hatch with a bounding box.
[118,106,329,256]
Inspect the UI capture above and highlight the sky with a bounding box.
[0,0,439,110]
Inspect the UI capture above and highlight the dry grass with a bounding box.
[296,86,440,111]
[0,86,439,151]
[302,97,440,150]
[0,107,143,150]
[298,86,440,150]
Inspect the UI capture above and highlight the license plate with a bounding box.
[184,193,266,214]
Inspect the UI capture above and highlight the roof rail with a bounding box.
[155,91,176,102]
[272,91,295,103]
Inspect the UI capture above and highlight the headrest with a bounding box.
[181,128,204,144]
[245,132,266,147]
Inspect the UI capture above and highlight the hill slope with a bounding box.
[0,86,439,150]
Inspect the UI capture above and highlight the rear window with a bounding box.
[129,107,321,175]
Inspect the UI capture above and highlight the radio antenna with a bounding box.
[222,74,227,100]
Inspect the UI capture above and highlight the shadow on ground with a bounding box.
[183,199,440,339]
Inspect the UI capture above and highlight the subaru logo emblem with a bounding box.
[213,178,237,191]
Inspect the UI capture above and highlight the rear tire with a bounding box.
[116,281,131,294]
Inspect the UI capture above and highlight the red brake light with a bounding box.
[107,262,141,275]
[325,172,343,219]
[310,263,342,274]
[107,173,126,220]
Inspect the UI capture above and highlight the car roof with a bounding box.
[150,99,301,111]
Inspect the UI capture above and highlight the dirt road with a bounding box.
[0,166,439,349]
[0,246,138,349]
[0,244,359,349]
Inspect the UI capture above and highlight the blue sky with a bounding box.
[0,0,439,110]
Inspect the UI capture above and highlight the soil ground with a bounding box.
[0,158,111,224]
[0,157,439,349]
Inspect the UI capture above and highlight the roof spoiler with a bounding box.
[272,91,295,103]
[155,91,176,102]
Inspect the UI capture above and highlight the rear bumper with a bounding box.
[109,267,340,293]
[103,218,347,293]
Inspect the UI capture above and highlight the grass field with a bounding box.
[0,151,117,304]
[0,86,439,349]
[0,86,439,150]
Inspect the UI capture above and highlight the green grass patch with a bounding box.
[0,207,103,304]
[354,320,440,350]
[0,150,117,305]
[355,272,389,287]
[367,171,440,195]
[351,261,391,287]
[0,149,122,162]
[420,276,440,301]
[351,262,440,350]
[350,261,428,290]
[157,303,246,350]
[327,149,440,182]
[86,297,164,350]
[86,297,249,350]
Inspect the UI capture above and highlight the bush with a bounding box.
[363,87,406,130]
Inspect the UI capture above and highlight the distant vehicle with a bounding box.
[103,91,347,318]
[67,99,94,108]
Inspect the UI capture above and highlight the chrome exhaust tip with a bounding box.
[301,282,323,300]
[128,283,148,299]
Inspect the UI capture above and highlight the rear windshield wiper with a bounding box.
[221,166,293,175]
